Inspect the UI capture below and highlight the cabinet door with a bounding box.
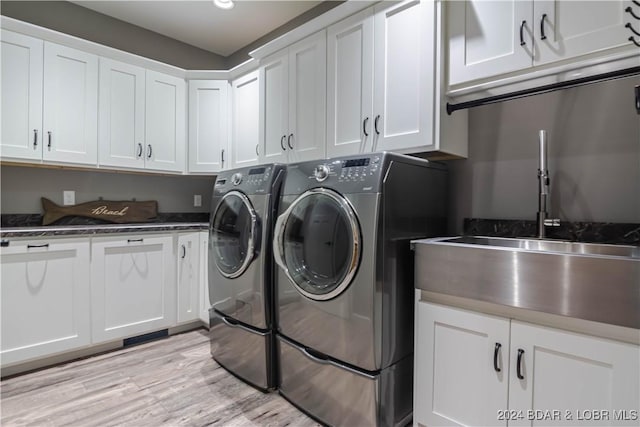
[145,70,186,172]
[177,233,200,324]
[535,0,633,65]
[372,0,436,153]
[259,50,289,164]
[326,9,374,158]
[414,300,510,427]
[91,235,176,343]
[0,30,43,161]
[43,42,98,165]
[447,0,533,85]
[98,58,146,169]
[198,231,210,325]
[508,321,640,427]
[1,239,91,366]
[188,80,228,173]
[231,70,260,168]
[287,31,327,163]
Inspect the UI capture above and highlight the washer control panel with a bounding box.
[306,155,382,190]
[214,165,274,195]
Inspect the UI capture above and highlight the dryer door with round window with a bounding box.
[273,188,361,301]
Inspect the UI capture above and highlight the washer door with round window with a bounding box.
[273,188,361,301]
[210,190,265,327]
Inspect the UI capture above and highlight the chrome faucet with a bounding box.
[536,130,560,239]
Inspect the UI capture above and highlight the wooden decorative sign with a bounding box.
[42,198,158,225]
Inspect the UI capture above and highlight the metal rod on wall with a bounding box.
[446,67,640,115]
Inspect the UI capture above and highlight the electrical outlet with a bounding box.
[63,191,76,206]
[194,194,202,207]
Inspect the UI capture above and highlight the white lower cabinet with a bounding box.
[176,232,200,324]
[91,235,176,344]
[415,300,640,427]
[0,238,91,365]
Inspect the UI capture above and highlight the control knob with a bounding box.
[231,173,243,185]
[314,165,329,182]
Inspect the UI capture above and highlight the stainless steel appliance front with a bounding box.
[274,152,447,426]
[208,164,285,391]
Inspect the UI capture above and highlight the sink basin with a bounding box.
[439,236,640,259]
[412,236,640,329]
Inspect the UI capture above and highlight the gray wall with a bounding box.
[448,75,640,234]
[1,166,215,214]
[1,1,227,69]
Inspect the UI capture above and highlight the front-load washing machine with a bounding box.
[208,163,285,391]
[273,152,447,426]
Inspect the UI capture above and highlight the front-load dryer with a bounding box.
[208,163,285,391]
[273,152,447,426]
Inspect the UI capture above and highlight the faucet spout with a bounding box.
[536,130,560,238]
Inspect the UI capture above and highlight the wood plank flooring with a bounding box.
[1,329,319,426]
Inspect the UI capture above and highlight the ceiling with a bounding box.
[71,0,323,57]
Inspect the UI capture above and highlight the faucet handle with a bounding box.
[544,218,561,227]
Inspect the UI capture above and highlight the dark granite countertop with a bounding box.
[464,218,640,246]
[0,212,209,238]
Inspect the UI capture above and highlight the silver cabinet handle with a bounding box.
[33,129,38,148]
[255,144,259,156]
[146,144,152,159]
[287,133,294,149]
[47,131,52,149]
[180,244,186,259]
[137,143,143,158]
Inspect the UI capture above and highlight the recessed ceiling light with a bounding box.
[214,0,234,10]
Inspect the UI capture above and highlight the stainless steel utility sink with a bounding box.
[440,236,640,258]
[412,236,640,329]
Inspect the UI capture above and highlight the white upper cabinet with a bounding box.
[231,70,260,169]
[259,31,326,164]
[43,42,98,165]
[326,9,374,158]
[260,51,289,164]
[145,70,186,172]
[326,1,466,158]
[99,58,146,169]
[448,0,533,86]
[448,0,638,87]
[1,32,98,166]
[372,0,436,153]
[1,30,43,161]
[534,0,634,64]
[188,80,229,173]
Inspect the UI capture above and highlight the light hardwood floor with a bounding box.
[1,329,318,426]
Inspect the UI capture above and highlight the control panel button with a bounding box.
[314,165,329,182]
[231,173,243,185]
